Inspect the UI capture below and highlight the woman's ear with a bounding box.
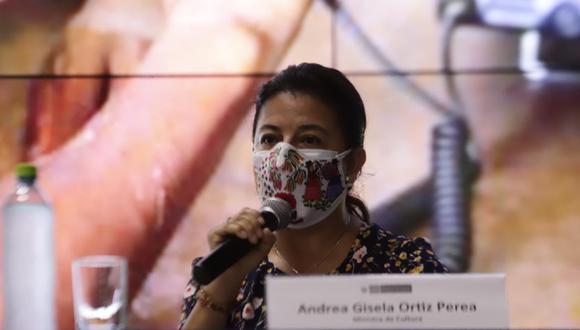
[346,147,366,180]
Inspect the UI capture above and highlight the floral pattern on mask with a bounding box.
[253,142,349,229]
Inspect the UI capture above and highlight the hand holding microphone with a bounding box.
[194,198,292,285]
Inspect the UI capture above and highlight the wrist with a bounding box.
[201,268,245,304]
[195,286,234,314]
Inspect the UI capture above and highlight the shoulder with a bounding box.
[359,224,447,273]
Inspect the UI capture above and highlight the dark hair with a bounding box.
[252,63,370,223]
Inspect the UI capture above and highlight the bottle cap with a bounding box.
[16,163,37,179]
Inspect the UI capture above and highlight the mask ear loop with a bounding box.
[339,148,354,190]
[336,149,352,160]
[341,149,354,226]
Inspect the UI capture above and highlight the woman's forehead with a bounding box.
[257,92,339,129]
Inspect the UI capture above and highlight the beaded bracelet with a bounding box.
[195,287,232,314]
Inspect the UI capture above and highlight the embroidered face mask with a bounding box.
[252,142,351,229]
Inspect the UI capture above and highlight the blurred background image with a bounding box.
[1,0,580,328]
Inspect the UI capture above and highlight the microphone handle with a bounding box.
[193,211,279,285]
[194,235,255,285]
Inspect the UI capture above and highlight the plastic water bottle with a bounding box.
[2,164,55,330]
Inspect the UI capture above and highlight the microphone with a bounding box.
[193,198,292,285]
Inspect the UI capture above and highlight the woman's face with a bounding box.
[254,91,347,152]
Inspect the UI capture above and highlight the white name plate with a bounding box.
[266,273,509,329]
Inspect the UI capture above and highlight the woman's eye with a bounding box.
[302,135,321,146]
[260,134,277,146]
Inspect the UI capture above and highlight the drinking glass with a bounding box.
[72,256,128,330]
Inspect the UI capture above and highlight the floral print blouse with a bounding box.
[179,224,447,329]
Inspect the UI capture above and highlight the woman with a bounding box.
[179,63,447,330]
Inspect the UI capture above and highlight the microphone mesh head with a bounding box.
[262,197,292,229]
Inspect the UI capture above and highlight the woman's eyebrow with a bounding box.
[258,124,280,132]
[297,124,329,134]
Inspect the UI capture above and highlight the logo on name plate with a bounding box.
[361,284,412,294]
